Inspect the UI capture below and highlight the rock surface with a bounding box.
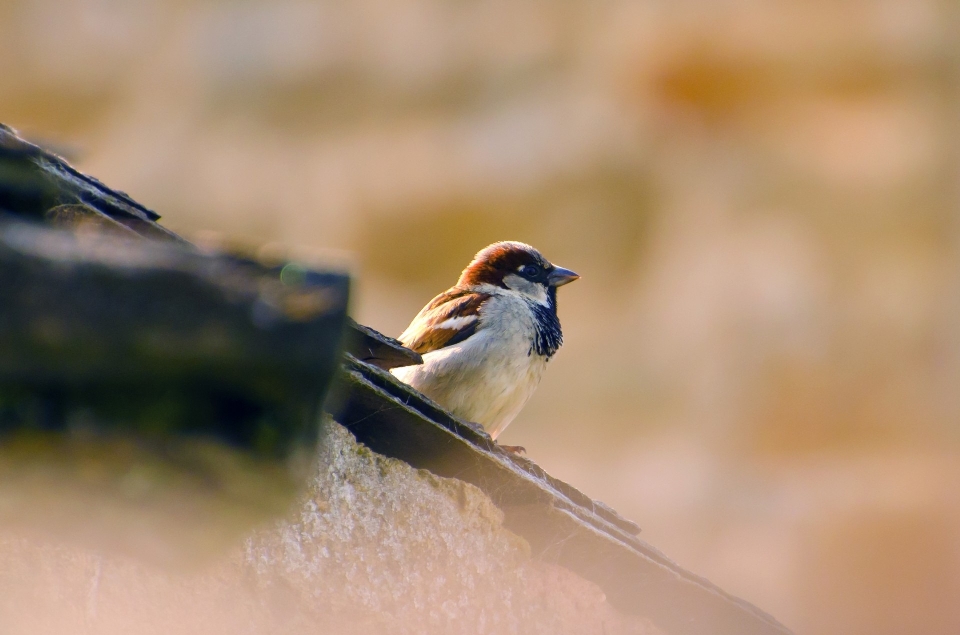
[0,420,658,635]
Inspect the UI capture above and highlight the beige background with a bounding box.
[3,1,960,632]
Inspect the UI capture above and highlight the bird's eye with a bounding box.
[521,264,540,278]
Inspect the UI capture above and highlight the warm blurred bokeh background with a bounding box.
[4,0,960,632]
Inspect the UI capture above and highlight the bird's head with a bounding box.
[458,241,579,305]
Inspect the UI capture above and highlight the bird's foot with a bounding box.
[498,444,526,455]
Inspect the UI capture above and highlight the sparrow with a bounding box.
[391,241,579,448]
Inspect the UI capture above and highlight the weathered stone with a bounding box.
[345,318,424,370]
[0,123,419,385]
[332,356,794,635]
[0,220,349,561]
[44,203,145,239]
[0,123,184,243]
[0,420,659,635]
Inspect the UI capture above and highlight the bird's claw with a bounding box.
[498,444,526,455]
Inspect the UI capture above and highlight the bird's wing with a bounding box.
[398,288,491,354]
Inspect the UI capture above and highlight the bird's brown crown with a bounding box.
[457,241,550,288]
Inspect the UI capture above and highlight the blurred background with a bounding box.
[3,0,959,632]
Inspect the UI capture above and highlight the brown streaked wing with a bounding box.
[399,288,490,354]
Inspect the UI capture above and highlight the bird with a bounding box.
[391,241,579,451]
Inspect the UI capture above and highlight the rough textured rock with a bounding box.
[0,219,349,563]
[0,420,659,635]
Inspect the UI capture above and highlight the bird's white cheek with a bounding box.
[502,274,549,306]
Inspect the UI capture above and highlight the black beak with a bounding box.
[547,266,580,287]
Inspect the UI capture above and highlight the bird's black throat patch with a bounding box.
[529,286,563,358]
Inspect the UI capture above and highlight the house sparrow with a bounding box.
[391,241,579,449]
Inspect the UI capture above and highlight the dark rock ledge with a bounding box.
[331,353,792,635]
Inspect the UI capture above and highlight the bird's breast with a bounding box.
[392,295,550,438]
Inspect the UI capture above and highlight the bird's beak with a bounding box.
[547,266,580,287]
